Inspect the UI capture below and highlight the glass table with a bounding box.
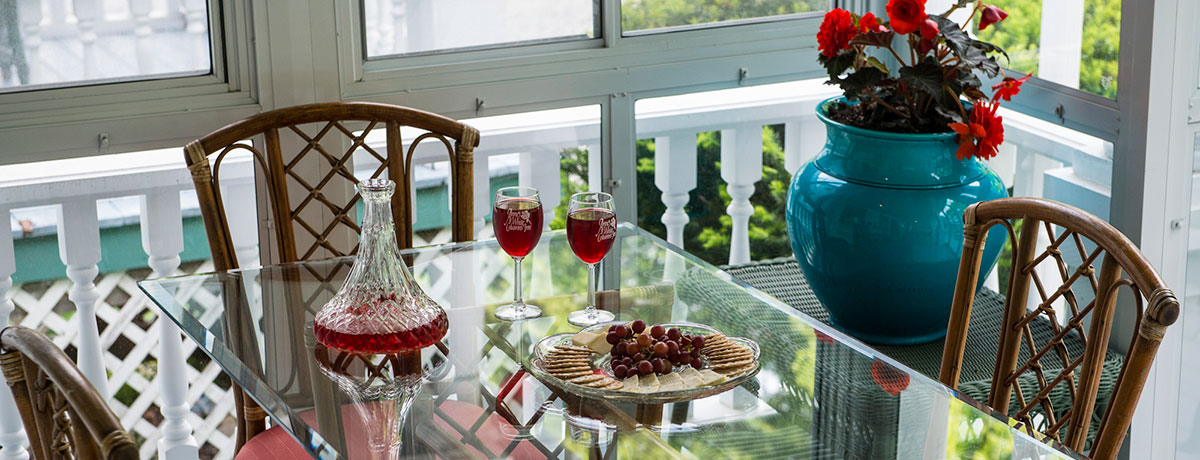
[139,223,1081,459]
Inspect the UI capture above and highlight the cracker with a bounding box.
[708,353,754,364]
[544,359,592,367]
[569,374,605,385]
[720,363,756,377]
[703,332,725,341]
[546,352,590,360]
[553,370,596,379]
[583,377,614,388]
[602,380,625,390]
[706,348,752,360]
[710,357,754,369]
[703,343,744,355]
[553,345,593,354]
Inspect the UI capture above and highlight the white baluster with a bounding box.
[140,194,200,460]
[364,0,380,55]
[130,0,153,74]
[404,0,432,53]
[783,117,825,175]
[654,132,696,247]
[391,0,405,54]
[720,126,763,266]
[224,181,261,268]
[74,0,101,79]
[56,199,109,396]
[520,149,561,228]
[183,0,207,69]
[48,0,66,25]
[586,144,602,192]
[0,207,30,460]
[473,154,489,237]
[183,0,206,33]
[17,0,41,85]
[1037,0,1084,89]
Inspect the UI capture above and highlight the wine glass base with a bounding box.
[495,303,542,321]
[567,309,615,327]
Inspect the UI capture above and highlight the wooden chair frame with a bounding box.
[938,197,1180,460]
[2,326,139,460]
[183,102,479,451]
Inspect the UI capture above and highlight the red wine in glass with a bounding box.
[494,198,544,258]
[566,208,617,264]
[566,192,618,327]
[492,187,544,321]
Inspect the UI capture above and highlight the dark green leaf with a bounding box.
[932,15,971,58]
[849,31,895,48]
[818,50,857,80]
[839,67,886,101]
[865,56,890,74]
[899,56,945,98]
[971,40,1009,61]
[933,102,966,124]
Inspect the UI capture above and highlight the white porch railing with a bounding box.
[0,80,1115,460]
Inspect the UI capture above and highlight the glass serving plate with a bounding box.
[527,321,760,404]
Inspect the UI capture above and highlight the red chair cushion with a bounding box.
[235,400,542,459]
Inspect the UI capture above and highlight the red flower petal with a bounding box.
[919,18,939,40]
[818,9,858,58]
[886,0,928,35]
[980,5,1008,30]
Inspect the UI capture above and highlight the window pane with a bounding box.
[976,0,1119,99]
[0,0,212,92]
[621,0,828,34]
[363,0,599,58]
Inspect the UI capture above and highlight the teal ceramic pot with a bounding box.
[785,97,1007,345]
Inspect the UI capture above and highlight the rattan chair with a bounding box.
[939,197,1180,459]
[183,102,479,450]
[1,326,139,460]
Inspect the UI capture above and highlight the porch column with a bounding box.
[56,199,109,396]
[0,206,30,460]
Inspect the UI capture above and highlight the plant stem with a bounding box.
[962,2,982,30]
[886,45,907,66]
[949,86,969,120]
[868,91,911,120]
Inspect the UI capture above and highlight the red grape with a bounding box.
[632,353,645,363]
[651,358,665,374]
[610,346,621,357]
[661,364,673,374]
[667,351,680,362]
[606,332,620,345]
[657,335,670,343]
[692,336,705,350]
[631,320,646,334]
[614,365,628,379]
[637,361,653,376]
[666,341,679,354]
[636,333,652,347]
[667,328,682,341]
[614,325,629,339]
[690,348,701,358]
[650,325,666,338]
[653,342,668,357]
[690,358,703,369]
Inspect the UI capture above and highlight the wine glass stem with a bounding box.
[586,262,597,317]
[513,256,524,310]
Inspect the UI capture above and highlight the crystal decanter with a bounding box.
[312,179,448,354]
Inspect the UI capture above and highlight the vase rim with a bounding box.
[815,96,959,141]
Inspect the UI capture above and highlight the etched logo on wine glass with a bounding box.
[504,209,533,233]
[596,215,616,242]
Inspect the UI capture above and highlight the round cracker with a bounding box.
[568,374,605,384]
[710,357,754,369]
[706,347,751,359]
[553,345,593,353]
[553,369,596,379]
[602,380,624,390]
[708,353,754,364]
[583,376,614,388]
[721,364,756,377]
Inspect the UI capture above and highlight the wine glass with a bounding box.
[565,191,618,327]
[492,186,544,321]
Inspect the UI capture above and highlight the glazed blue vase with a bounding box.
[786,97,1007,345]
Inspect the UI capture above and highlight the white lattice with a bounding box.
[9,260,236,460]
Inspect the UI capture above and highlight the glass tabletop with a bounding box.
[138,223,1081,460]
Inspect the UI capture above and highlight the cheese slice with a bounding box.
[658,373,683,391]
[638,373,660,393]
[679,368,705,388]
[571,330,612,354]
[697,369,728,385]
[621,376,640,392]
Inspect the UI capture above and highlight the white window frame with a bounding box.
[332,0,832,222]
[0,0,261,165]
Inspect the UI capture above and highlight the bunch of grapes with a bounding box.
[606,320,706,379]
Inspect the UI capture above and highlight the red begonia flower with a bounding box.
[887,0,928,35]
[991,73,1032,101]
[818,8,858,59]
[948,101,1004,160]
[979,5,1008,30]
[871,358,910,396]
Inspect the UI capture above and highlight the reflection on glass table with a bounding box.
[139,223,1082,459]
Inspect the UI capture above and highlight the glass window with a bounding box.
[363,0,600,58]
[621,0,828,34]
[0,0,212,92]
[975,0,1120,99]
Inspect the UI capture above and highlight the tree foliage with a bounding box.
[621,0,823,31]
[977,0,1119,99]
